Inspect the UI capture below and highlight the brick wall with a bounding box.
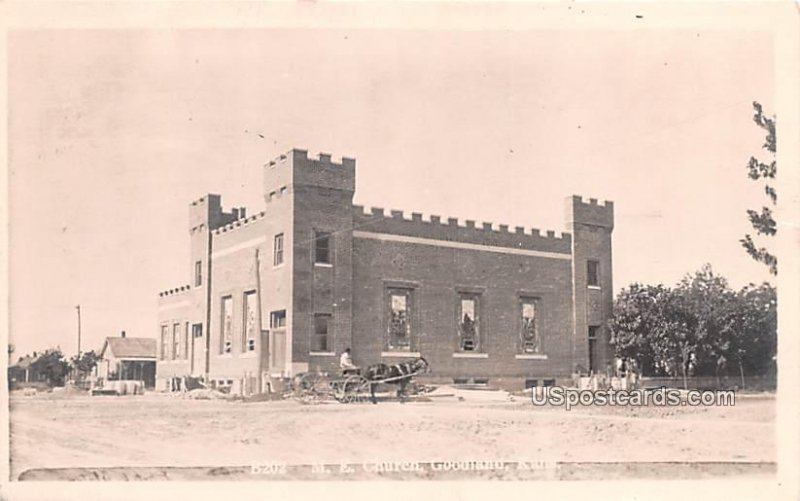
[352,206,571,255]
[157,148,616,390]
[156,288,193,388]
[351,236,575,379]
[269,150,357,375]
[293,185,354,374]
[207,216,266,380]
[565,196,614,375]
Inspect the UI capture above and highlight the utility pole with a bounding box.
[204,229,213,383]
[255,247,266,393]
[75,305,82,356]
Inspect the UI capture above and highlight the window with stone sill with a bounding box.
[243,291,257,352]
[587,260,600,287]
[314,231,331,265]
[221,295,233,354]
[312,313,331,352]
[520,299,542,354]
[457,293,481,352]
[386,289,412,351]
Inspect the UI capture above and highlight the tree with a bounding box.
[608,283,669,376]
[609,264,777,388]
[649,286,706,389]
[70,350,101,383]
[609,272,720,386]
[31,349,69,387]
[676,264,737,379]
[730,283,777,385]
[741,102,777,275]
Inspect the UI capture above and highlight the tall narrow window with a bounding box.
[184,322,190,359]
[192,323,203,338]
[587,260,600,287]
[274,233,284,266]
[314,231,331,265]
[588,326,599,373]
[520,299,541,353]
[194,261,203,287]
[243,291,257,352]
[387,289,412,351]
[160,325,169,360]
[457,294,481,352]
[172,323,181,360]
[312,314,331,352]
[221,296,233,354]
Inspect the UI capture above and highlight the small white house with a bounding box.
[96,333,157,388]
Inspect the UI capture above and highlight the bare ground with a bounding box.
[8,388,775,480]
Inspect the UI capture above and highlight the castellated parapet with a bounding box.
[189,194,248,234]
[158,285,191,298]
[352,205,572,255]
[212,211,268,235]
[565,195,614,230]
[158,146,617,393]
[264,149,356,199]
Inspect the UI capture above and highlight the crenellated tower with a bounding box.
[565,195,615,376]
[262,149,356,374]
[188,194,245,378]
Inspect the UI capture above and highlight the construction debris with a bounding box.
[182,388,232,400]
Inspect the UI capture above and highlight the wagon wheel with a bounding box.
[294,372,323,402]
[332,380,348,403]
[338,375,370,404]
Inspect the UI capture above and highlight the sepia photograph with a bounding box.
[2,2,798,499]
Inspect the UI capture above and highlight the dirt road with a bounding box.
[9,389,775,480]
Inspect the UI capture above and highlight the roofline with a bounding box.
[101,337,157,359]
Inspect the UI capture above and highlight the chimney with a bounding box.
[121,331,126,338]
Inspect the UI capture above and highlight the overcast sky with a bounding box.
[8,28,774,357]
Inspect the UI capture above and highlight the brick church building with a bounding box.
[156,149,614,393]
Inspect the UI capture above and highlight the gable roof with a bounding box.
[101,337,157,359]
[11,355,40,370]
